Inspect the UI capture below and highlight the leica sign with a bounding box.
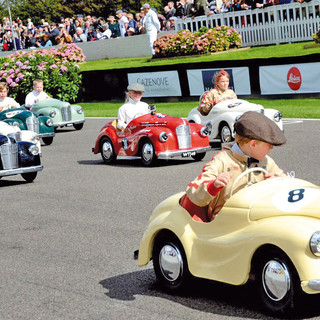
[287,67,302,91]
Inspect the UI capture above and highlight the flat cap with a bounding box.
[127,83,145,92]
[116,10,123,14]
[141,3,150,9]
[234,111,286,146]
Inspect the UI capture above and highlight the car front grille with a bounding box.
[61,106,71,121]
[26,114,39,133]
[1,140,18,170]
[176,124,191,149]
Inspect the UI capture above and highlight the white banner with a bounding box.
[127,71,181,97]
[187,67,251,96]
[260,63,320,94]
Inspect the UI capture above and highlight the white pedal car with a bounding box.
[187,98,283,143]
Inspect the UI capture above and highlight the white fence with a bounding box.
[175,0,320,46]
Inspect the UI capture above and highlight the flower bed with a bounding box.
[153,26,242,58]
[0,44,85,103]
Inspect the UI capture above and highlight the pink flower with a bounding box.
[60,66,67,72]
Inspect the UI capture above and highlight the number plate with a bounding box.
[182,151,196,157]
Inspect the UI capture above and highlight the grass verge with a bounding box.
[81,98,320,119]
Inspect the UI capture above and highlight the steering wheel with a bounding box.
[229,167,269,196]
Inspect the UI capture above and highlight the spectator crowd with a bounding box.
[0,0,305,51]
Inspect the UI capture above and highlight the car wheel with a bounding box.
[256,251,302,315]
[192,152,206,161]
[100,137,117,164]
[21,172,37,182]
[141,140,157,166]
[42,137,53,145]
[219,123,233,143]
[153,233,190,292]
[73,123,84,130]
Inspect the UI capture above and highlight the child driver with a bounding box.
[183,111,287,221]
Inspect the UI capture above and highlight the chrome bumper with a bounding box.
[53,119,85,127]
[0,164,43,177]
[38,132,55,138]
[157,146,213,159]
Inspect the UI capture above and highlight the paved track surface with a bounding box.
[1,118,320,320]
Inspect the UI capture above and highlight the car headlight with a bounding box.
[310,232,320,256]
[46,118,53,126]
[159,131,168,142]
[204,122,212,135]
[49,110,56,118]
[31,134,40,142]
[77,106,84,114]
[274,111,283,122]
[200,126,209,137]
[13,121,20,128]
[28,144,39,156]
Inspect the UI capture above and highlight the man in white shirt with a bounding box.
[116,10,129,37]
[141,3,161,55]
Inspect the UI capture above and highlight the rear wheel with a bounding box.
[73,123,84,130]
[42,137,53,145]
[192,152,206,161]
[100,137,117,164]
[153,233,190,292]
[141,140,157,166]
[21,172,37,182]
[219,123,233,143]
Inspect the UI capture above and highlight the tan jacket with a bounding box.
[198,87,237,116]
[186,144,285,221]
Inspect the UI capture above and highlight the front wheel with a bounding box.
[141,140,157,166]
[153,233,190,292]
[73,123,84,130]
[192,152,206,161]
[219,123,233,143]
[42,137,53,145]
[100,137,117,164]
[21,172,37,182]
[256,251,302,316]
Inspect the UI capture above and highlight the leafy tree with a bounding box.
[1,0,166,24]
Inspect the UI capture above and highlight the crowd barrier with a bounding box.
[175,0,320,46]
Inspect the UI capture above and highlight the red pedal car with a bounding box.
[92,105,213,166]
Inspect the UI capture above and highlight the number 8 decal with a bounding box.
[288,188,305,203]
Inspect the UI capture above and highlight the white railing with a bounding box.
[175,0,320,46]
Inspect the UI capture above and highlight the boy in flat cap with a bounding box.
[183,111,286,221]
[117,83,149,130]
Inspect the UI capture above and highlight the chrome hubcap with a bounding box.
[102,141,113,159]
[262,260,290,301]
[221,126,232,143]
[159,244,183,282]
[142,143,153,162]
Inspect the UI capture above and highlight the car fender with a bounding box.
[38,116,55,134]
[2,118,26,130]
[94,126,118,154]
[187,107,202,124]
[263,108,283,130]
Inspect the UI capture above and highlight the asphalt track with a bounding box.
[1,118,320,320]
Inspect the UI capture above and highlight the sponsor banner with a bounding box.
[187,67,251,96]
[127,71,182,97]
[260,63,320,94]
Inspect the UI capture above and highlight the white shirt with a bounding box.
[0,97,20,111]
[144,9,161,32]
[117,98,149,130]
[25,90,50,108]
[119,16,129,37]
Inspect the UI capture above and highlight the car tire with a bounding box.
[219,122,233,143]
[141,140,157,166]
[21,172,37,182]
[255,250,303,316]
[42,137,53,145]
[152,233,190,292]
[192,152,206,161]
[73,123,84,130]
[100,137,117,164]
